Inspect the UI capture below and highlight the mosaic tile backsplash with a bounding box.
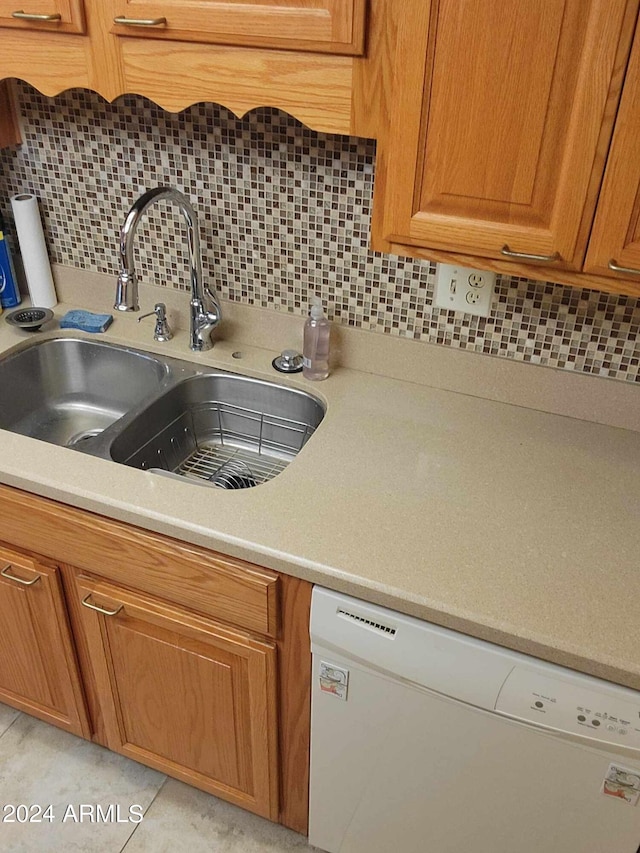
[1,82,639,383]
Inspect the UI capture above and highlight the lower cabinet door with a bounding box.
[0,545,89,736]
[74,574,279,820]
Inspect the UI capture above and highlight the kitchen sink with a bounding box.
[109,374,325,488]
[0,336,325,489]
[0,338,167,447]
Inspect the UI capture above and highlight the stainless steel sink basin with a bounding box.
[109,374,325,489]
[0,336,325,489]
[0,338,167,447]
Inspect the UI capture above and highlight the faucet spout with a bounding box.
[114,187,222,351]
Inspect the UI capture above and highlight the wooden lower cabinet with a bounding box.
[0,544,89,737]
[0,485,312,835]
[74,573,279,820]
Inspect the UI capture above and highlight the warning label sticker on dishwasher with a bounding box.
[602,764,640,805]
[319,661,349,700]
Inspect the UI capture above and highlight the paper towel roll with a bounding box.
[10,193,57,308]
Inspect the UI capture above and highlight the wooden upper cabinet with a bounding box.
[0,0,85,33]
[584,17,640,290]
[111,0,366,54]
[378,0,637,272]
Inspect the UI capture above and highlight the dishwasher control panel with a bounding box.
[496,666,640,750]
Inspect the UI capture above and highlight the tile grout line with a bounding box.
[118,775,169,853]
[0,710,22,740]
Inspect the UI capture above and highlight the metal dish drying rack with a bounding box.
[133,399,317,489]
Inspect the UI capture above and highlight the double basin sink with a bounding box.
[0,337,325,489]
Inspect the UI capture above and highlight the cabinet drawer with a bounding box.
[0,0,85,33]
[111,0,366,55]
[0,485,278,636]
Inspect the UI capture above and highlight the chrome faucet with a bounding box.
[114,187,221,352]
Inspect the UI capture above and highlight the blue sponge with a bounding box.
[60,310,113,333]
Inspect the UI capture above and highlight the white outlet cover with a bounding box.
[434,263,496,317]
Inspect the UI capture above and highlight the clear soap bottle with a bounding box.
[303,296,330,380]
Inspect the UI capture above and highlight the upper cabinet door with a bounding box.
[111,0,367,54]
[0,0,85,33]
[379,0,635,271]
[584,18,640,287]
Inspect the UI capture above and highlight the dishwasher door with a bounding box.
[309,589,640,853]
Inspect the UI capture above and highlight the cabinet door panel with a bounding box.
[584,17,640,290]
[0,546,89,736]
[422,1,565,215]
[111,0,366,54]
[380,0,634,269]
[76,576,279,820]
[0,0,85,33]
[110,619,247,790]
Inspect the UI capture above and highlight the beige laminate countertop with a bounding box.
[0,288,639,691]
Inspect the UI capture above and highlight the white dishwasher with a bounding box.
[309,587,640,853]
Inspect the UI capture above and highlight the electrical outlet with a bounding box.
[434,264,496,317]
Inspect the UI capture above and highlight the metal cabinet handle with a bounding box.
[113,16,167,26]
[1,562,41,586]
[11,10,62,21]
[608,260,640,276]
[501,245,560,263]
[81,593,123,617]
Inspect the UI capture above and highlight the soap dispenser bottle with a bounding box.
[303,296,330,380]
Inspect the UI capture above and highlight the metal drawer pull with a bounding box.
[1,563,41,586]
[608,260,640,276]
[113,16,167,26]
[81,594,123,617]
[501,245,560,263]
[11,10,62,21]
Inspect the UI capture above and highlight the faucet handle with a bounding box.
[138,302,173,342]
[190,292,221,352]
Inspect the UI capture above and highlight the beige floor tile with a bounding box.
[0,714,165,852]
[123,778,317,853]
[0,701,20,737]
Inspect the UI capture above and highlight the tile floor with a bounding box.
[0,703,317,852]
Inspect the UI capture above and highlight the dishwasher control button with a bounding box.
[577,715,587,722]
[592,719,601,727]
[534,701,544,708]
